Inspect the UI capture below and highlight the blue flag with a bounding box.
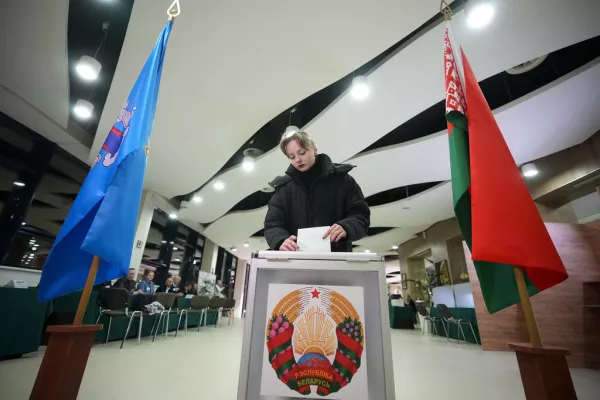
[38,22,173,302]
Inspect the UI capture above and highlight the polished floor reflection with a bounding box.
[0,320,598,400]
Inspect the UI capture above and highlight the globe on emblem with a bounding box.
[297,352,332,370]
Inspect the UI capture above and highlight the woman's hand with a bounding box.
[280,235,299,251]
[323,224,347,243]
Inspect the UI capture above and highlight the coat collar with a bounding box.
[269,154,354,189]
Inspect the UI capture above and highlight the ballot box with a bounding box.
[237,251,395,400]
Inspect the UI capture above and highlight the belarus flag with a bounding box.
[443,22,568,314]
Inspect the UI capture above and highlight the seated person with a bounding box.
[137,269,155,294]
[156,277,176,293]
[112,268,138,293]
[172,276,182,293]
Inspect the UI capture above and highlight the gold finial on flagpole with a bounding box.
[440,0,453,21]
[167,0,181,22]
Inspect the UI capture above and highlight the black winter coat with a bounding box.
[264,154,370,252]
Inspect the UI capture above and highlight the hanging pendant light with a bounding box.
[73,99,94,119]
[76,55,102,81]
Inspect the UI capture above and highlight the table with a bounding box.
[389,305,415,329]
[0,287,48,359]
[429,307,480,344]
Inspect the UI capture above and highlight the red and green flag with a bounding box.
[443,23,568,314]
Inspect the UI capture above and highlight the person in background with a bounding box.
[157,277,175,293]
[172,276,182,293]
[264,131,370,252]
[181,282,193,296]
[137,269,155,294]
[113,267,138,293]
[405,294,417,324]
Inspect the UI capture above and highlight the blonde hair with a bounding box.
[279,131,316,155]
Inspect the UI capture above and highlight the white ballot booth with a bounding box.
[237,251,395,400]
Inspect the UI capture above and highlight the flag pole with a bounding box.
[513,266,543,347]
[73,256,101,324]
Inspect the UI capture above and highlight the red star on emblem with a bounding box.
[311,288,320,299]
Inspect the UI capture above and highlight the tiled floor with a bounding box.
[0,321,598,399]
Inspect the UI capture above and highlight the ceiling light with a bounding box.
[21,222,26,225]
[170,241,174,244]
[351,76,370,100]
[193,260,197,265]
[243,242,250,248]
[73,99,94,119]
[173,258,180,262]
[75,55,102,81]
[284,125,299,137]
[161,240,167,244]
[466,1,495,29]
[213,180,225,191]
[173,247,178,251]
[231,246,237,252]
[392,245,399,250]
[14,181,25,187]
[521,163,539,178]
[169,212,178,219]
[242,156,255,172]
[192,194,202,203]
[364,249,371,253]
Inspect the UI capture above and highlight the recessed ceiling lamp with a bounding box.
[284,107,299,138]
[13,181,25,187]
[76,55,102,81]
[21,222,26,225]
[242,156,255,172]
[173,247,178,251]
[169,212,178,219]
[521,163,539,178]
[73,99,94,119]
[161,240,167,244]
[231,246,238,252]
[392,245,399,250]
[213,180,225,191]
[364,249,371,253]
[243,242,250,247]
[173,258,181,262]
[351,76,370,100]
[242,146,263,172]
[466,1,495,29]
[192,194,202,203]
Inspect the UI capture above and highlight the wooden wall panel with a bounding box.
[466,221,600,369]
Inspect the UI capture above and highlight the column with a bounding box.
[233,258,248,318]
[179,230,199,284]
[155,218,178,286]
[0,140,55,264]
[200,238,218,275]
[128,190,156,275]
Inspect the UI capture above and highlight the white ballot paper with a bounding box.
[297,226,331,252]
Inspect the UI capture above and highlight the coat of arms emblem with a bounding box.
[263,285,367,398]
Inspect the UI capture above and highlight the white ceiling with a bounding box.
[180,0,600,225]
[3,0,600,262]
[204,58,600,260]
[92,0,444,199]
[0,0,94,161]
